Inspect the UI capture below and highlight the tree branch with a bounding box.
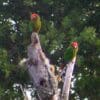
[61,57,76,100]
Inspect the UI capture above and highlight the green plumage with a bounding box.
[64,46,78,63]
[29,16,41,33]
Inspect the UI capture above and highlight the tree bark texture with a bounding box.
[27,32,58,100]
[61,57,76,100]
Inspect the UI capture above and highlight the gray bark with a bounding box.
[61,57,76,100]
[26,32,58,100]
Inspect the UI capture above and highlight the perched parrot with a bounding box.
[29,13,41,33]
[64,41,78,63]
[60,41,78,81]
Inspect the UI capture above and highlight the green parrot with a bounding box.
[29,13,41,33]
[64,41,78,63]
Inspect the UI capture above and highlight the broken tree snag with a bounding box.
[27,32,58,100]
[61,57,76,100]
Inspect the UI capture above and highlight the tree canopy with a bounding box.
[0,0,100,99]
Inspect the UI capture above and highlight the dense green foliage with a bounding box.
[0,0,100,99]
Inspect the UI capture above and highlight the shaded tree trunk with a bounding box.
[61,57,76,100]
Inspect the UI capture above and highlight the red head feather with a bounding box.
[71,41,78,48]
[31,13,39,20]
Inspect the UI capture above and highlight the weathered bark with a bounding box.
[26,32,58,100]
[61,57,76,100]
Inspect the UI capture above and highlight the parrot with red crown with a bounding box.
[64,41,78,63]
[29,13,41,33]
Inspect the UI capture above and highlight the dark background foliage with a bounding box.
[0,0,100,99]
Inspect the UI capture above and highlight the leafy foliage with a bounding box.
[0,0,100,99]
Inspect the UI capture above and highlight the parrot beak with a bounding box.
[74,45,77,48]
[31,16,37,20]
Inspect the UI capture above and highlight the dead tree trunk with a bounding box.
[61,57,76,100]
[26,32,58,100]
